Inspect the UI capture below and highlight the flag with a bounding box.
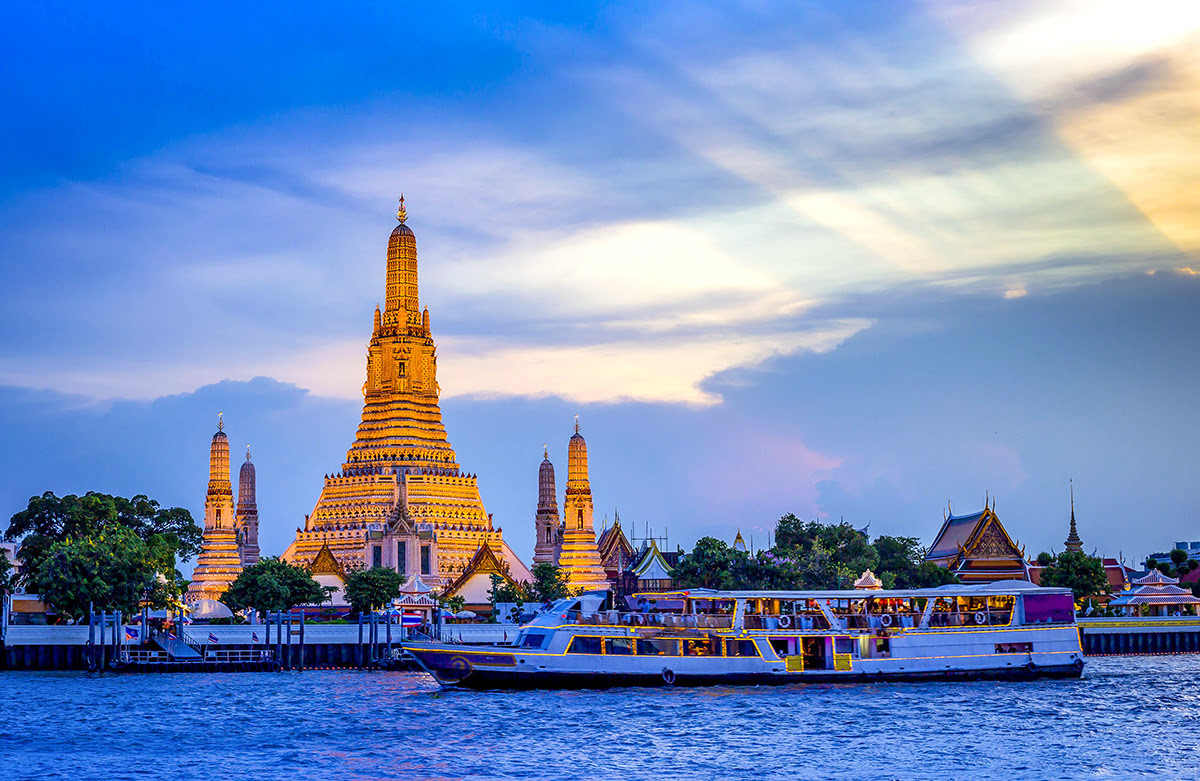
[168,632,176,640]
[124,627,139,642]
[401,612,421,627]
[252,631,260,643]
[208,632,220,644]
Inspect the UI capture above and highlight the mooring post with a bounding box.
[357,613,364,669]
[285,615,293,671]
[386,612,393,664]
[275,612,283,667]
[99,611,107,673]
[298,613,305,672]
[114,611,122,664]
[87,611,96,671]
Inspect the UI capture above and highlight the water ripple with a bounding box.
[0,657,1195,780]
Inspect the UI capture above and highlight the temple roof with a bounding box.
[597,521,634,566]
[854,570,883,590]
[442,544,513,599]
[630,540,673,581]
[308,541,346,580]
[927,508,989,560]
[1133,569,1177,586]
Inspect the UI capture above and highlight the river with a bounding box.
[0,656,1194,780]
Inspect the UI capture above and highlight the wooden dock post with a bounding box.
[357,613,364,669]
[297,613,305,672]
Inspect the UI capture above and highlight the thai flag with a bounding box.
[208,632,220,644]
[124,627,139,642]
[252,631,260,643]
[401,612,421,627]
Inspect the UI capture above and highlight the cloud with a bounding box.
[1004,288,1028,299]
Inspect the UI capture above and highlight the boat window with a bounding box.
[994,642,1033,654]
[604,638,635,656]
[518,631,550,649]
[833,637,854,655]
[725,639,759,657]
[567,636,602,654]
[682,637,721,656]
[636,638,680,656]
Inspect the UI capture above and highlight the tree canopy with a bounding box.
[672,516,959,591]
[27,524,177,620]
[221,557,325,616]
[1039,551,1109,601]
[5,491,200,584]
[342,567,404,616]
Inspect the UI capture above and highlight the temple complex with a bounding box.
[282,198,523,586]
[533,420,611,593]
[236,446,260,566]
[186,415,244,603]
[924,501,1030,584]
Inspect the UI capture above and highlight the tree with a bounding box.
[1169,549,1188,567]
[342,567,404,616]
[1040,551,1109,602]
[671,537,746,589]
[0,548,14,596]
[529,563,572,603]
[1036,551,1053,567]
[896,560,960,589]
[28,525,171,620]
[221,557,325,616]
[5,491,200,585]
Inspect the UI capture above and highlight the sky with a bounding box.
[1,1,1198,573]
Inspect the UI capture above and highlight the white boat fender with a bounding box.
[879,614,893,628]
[974,611,987,625]
[662,668,675,685]
[778,615,792,629]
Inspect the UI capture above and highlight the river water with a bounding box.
[1,656,1195,780]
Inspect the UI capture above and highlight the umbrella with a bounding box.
[438,608,455,618]
[454,610,477,619]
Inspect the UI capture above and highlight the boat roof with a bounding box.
[633,580,1073,601]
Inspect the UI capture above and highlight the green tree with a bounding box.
[221,557,325,616]
[896,560,960,589]
[1040,551,1109,602]
[1036,551,1053,567]
[342,567,404,616]
[671,537,746,589]
[442,595,466,615]
[6,491,200,585]
[528,563,572,603]
[0,548,14,596]
[28,525,171,620]
[1169,549,1188,567]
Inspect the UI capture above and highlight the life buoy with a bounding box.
[974,611,987,625]
[880,614,893,628]
[778,615,792,629]
[662,668,676,685]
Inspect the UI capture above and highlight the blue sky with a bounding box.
[2,1,1198,571]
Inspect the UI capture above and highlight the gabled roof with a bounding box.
[308,541,346,580]
[441,544,514,599]
[1133,569,1177,586]
[630,540,673,581]
[926,508,989,560]
[854,570,883,590]
[597,521,634,568]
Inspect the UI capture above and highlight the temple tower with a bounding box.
[282,198,516,583]
[236,445,260,566]
[533,446,560,565]
[186,414,244,603]
[555,419,610,592]
[1063,482,1083,553]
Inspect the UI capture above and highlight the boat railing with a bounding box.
[926,610,1012,628]
[122,647,275,664]
[572,611,734,630]
[743,614,833,631]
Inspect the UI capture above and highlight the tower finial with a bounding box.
[218,412,224,431]
[543,443,548,459]
[1070,478,1075,520]
[246,444,251,461]
[574,414,580,434]
[397,194,407,224]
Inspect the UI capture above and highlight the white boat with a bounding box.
[404,581,1085,689]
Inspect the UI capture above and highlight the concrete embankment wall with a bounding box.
[1,623,513,671]
[1079,617,1200,656]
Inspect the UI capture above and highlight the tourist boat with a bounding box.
[403,581,1086,689]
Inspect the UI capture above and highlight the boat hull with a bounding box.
[404,644,1085,690]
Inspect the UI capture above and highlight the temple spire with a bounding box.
[217,411,224,431]
[1064,479,1083,553]
[397,194,407,224]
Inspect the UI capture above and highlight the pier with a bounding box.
[1078,616,1200,655]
